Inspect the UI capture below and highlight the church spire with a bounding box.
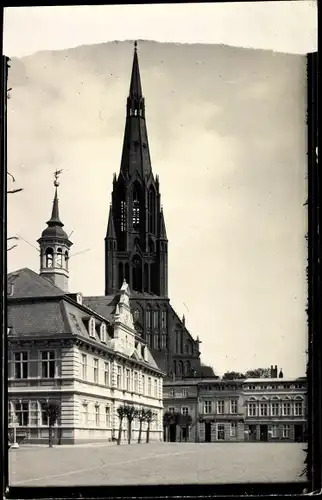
[47,186,63,227]
[129,41,142,99]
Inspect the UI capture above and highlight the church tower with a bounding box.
[105,42,168,298]
[37,172,73,292]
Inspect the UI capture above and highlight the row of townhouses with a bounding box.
[163,374,307,443]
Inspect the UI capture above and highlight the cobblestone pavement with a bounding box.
[9,442,306,486]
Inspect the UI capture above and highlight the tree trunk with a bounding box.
[128,420,132,444]
[117,419,123,445]
[146,422,150,443]
[49,425,53,448]
[138,420,143,443]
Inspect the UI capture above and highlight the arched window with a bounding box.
[153,309,159,329]
[148,188,156,234]
[100,323,107,343]
[45,248,53,268]
[161,333,167,349]
[132,255,142,291]
[177,361,183,376]
[133,309,140,322]
[56,248,63,268]
[64,251,69,270]
[89,317,96,338]
[146,307,152,329]
[185,361,191,376]
[118,262,124,287]
[144,263,149,292]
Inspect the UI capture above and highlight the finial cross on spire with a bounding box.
[134,40,138,51]
[54,169,63,187]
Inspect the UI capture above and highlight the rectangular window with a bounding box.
[81,354,87,380]
[230,400,237,414]
[93,358,99,384]
[104,362,110,386]
[14,402,29,426]
[81,403,88,426]
[282,402,291,416]
[270,425,278,438]
[271,402,279,416]
[29,401,38,426]
[13,352,28,379]
[126,369,131,391]
[142,375,145,394]
[154,378,158,398]
[134,372,138,393]
[182,388,188,397]
[95,405,100,426]
[217,424,225,440]
[117,366,122,389]
[161,311,167,328]
[217,400,224,414]
[148,377,152,396]
[153,311,159,329]
[181,407,189,416]
[294,402,303,416]
[248,403,257,417]
[105,406,111,427]
[230,422,237,437]
[41,351,56,378]
[283,425,290,438]
[204,400,212,414]
[260,403,268,416]
[168,388,174,397]
[41,402,49,426]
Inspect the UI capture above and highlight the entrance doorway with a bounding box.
[260,425,268,442]
[294,424,303,442]
[249,425,257,441]
[169,424,176,442]
[205,422,211,442]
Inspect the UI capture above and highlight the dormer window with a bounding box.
[76,293,83,305]
[100,323,107,343]
[89,317,96,338]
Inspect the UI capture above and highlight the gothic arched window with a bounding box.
[185,361,191,376]
[132,255,142,291]
[177,361,183,376]
[132,183,142,232]
[45,248,53,268]
[148,187,156,234]
[146,307,152,329]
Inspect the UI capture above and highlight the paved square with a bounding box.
[9,442,306,486]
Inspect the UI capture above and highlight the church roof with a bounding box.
[8,268,66,299]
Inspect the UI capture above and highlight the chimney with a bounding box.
[279,368,284,379]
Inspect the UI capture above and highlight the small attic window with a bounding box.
[89,317,96,338]
[76,294,83,305]
[100,323,107,343]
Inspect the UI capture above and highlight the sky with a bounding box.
[4,2,317,378]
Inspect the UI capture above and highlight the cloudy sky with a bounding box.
[4,2,317,377]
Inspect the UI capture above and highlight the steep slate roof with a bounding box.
[8,301,67,337]
[8,268,65,299]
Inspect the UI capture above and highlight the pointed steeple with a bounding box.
[129,41,142,99]
[119,42,152,180]
[159,207,168,240]
[106,204,116,239]
[37,171,73,292]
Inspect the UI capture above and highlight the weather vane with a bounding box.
[54,169,63,187]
